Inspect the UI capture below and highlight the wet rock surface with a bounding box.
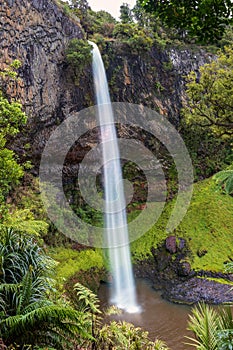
[162,277,233,305]
[134,237,233,305]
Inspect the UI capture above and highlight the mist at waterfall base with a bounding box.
[89,41,140,313]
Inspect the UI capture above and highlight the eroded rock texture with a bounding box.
[1,0,213,170]
[1,0,94,166]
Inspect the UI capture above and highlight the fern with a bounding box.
[213,169,233,195]
[74,282,101,314]
[0,306,92,348]
[0,229,94,349]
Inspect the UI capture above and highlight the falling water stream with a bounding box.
[89,41,139,313]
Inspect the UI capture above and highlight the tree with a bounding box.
[182,46,233,139]
[65,39,93,72]
[70,0,89,16]
[0,62,27,219]
[120,3,133,24]
[84,9,116,37]
[132,0,154,27]
[139,0,233,43]
[182,46,233,194]
[113,23,154,55]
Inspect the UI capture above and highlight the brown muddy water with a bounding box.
[98,278,193,350]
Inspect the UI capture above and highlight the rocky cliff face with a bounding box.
[1,0,213,168]
[1,0,94,164]
[105,43,213,126]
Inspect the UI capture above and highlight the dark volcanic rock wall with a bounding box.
[1,0,213,168]
[1,0,94,164]
[105,43,213,126]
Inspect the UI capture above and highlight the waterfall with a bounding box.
[89,41,139,313]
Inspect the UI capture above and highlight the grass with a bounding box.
[49,177,233,283]
[131,178,233,272]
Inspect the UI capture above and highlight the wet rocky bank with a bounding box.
[65,236,233,306]
[134,236,233,305]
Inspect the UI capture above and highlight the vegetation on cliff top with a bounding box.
[139,0,233,44]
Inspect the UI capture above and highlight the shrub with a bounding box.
[65,39,93,79]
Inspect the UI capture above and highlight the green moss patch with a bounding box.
[131,178,233,272]
[49,247,104,281]
[49,178,233,284]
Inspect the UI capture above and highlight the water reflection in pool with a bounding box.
[98,278,193,350]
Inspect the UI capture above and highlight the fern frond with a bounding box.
[74,282,101,314]
[213,169,233,195]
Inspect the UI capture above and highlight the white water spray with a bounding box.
[89,41,139,313]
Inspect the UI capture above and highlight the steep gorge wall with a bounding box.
[1,0,94,164]
[1,0,213,169]
[105,44,213,125]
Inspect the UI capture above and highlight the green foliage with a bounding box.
[120,3,133,24]
[113,22,135,39]
[0,61,28,224]
[186,303,221,349]
[49,247,104,281]
[182,46,233,139]
[0,105,26,222]
[225,261,233,273]
[186,303,233,349]
[219,25,233,47]
[0,228,55,284]
[74,282,101,314]
[96,320,169,349]
[2,175,49,236]
[162,59,173,71]
[87,9,116,37]
[2,209,48,236]
[0,229,92,349]
[132,0,156,28]
[65,39,93,80]
[0,305,91,349]
[217,329,233,349]
[69,0,89,22]
[213,168,233,195]
[154,339,170,350]
[0,83,48,235]
[131,178,233,272]
[140,0,233,43]
[0,60,21,82]
[0,146,24,201]
[181,125,232,180]
[72,283,169,349]
[113,23,154,55]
